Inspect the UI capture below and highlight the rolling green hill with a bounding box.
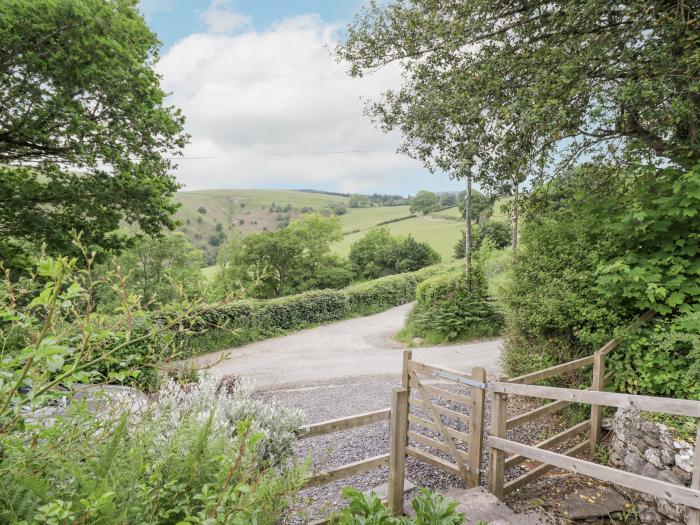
[173,189,510,278]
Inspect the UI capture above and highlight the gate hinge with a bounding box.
[434,370,487,389]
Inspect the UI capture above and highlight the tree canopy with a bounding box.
[0,0,187,271]
[337,1,700,188]
[409,190,439,214]
[214,214,348,299]
[349,227,440,279]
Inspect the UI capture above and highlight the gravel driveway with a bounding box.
[194,303,504,389]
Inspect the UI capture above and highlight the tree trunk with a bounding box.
[465,173,473,288]
[511,183,519,253]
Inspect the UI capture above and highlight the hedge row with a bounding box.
[170,263,457,357]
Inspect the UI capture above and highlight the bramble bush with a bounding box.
[410,269,503,344]
[502,163,700,394]
[399,246,504,345]
[609,311,700,400]
[0,250,308,524]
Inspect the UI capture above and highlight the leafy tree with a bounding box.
[349,228,440,279]
[479,221,511,250]
[349,228,400,279]
[502,162,700,379]
[337,1,700,188]
[349,194,372,208]
[221,214,344,298]
[409,191,439,214]
[0,0,187,272]
[99,233,204,309]
[458,190,492,224]
[439,193,457,207]
[210,230,243,299]
[394,235,440,273]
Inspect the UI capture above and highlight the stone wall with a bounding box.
[609,409,695,524]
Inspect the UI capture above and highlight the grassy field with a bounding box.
[333,214,463,261]
[174,189,350,264]
[337,205,413,232]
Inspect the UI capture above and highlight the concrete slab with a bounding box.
[364,479,417,501]
[442,487,559,525]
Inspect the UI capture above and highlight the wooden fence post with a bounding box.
[590,351,606,454]
[402,350,412,389]
[388,386,409,515]
[689,422,700,525]
[467,367,486,488]
[488,374,508,499]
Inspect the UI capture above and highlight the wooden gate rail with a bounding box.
[297,408,391,439]
[296,408,392,488]
[487,380,700,524]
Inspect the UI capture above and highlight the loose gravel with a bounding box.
[255,374,584,523]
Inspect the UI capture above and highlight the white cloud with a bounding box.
[200,0,251,34]
[157,12,446,193]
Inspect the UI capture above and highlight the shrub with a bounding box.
[501,166,631,378]
[350,228,440,279]
[0,376,307,524]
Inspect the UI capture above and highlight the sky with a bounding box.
[140,0,464,195]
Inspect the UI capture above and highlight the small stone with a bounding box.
[637,503,665,525]
[674,449,693,473]
[644,448,663,469]
[671,465,692,485]
[660,447,674,466]
[673,439,692,450]
[656,468,681,486]
[601,417,613,430]
[623,453,645,475]
[656,497,682,521]
[641,420,661,443]
[659,429,675,448]
[641,462,661,480]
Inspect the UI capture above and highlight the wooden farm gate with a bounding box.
[387,350,487,513]
[294,349,488,520]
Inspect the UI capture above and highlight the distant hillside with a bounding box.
[173,189,511,268]
[173,189,350,264]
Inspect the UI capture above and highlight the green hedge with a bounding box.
[170,263,455,357]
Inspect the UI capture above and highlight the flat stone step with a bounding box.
[442,487,560,525]
[553,485,628,520]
